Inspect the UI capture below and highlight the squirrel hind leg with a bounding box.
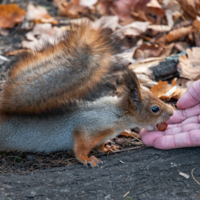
[73,129,114,167]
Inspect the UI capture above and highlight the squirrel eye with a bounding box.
[151,106,160,113]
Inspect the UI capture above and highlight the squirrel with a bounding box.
[0,21,173,167]
[0,68,173,167]
[0,20,119,115]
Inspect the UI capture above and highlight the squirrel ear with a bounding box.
[122,68,142,103]
[130,88,140,103]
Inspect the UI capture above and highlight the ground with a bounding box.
[1,147,200,200]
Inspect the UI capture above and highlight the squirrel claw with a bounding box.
[83,155,100,167]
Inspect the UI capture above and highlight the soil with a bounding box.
[1,147,200,200]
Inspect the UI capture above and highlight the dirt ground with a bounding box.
[1,147,200,200]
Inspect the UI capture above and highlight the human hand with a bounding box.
[140,80,200,149]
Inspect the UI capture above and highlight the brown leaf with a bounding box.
[57,0,90,18]
[96,0,135,25]
[0,4,26,29]
[134,0,165,24]
[177,47,200,81]
[150,79,186,100]
[162,0,181,28]
[193,17,200,46]
[25,4,58,25]
[115,21,149,40]
[174,42,190,52]
[114,137,131,147]
[134,43,164,60]
[156,26,194,43]
[177,0,200,19]
[21,23,65,50]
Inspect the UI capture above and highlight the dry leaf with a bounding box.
[96,0,134,25]
[151,80,170,98]
[22,23,65,50]
[193,17,200,46]
[115,21,149,40]
[159,43,174,57]
[57,0,90,18]
[177,0,200,19]
[137,74,157,88]
[25,4,58,25]
[177,47,200,81]
[163,0,181,28]
[156,26,194,43]
[150,79,186,100]
[148,25,171,35]
[134,0,165,24]
[134,43,164,59]
[0,4,26,29]
[174,42,190,52]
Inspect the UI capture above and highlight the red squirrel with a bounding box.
[0,21,173,167]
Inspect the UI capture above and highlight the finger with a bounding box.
[167,104,200,124]
[177,80,200,109]
[165,122,200,135]
[167,115,200,130]
[153,130,200,149]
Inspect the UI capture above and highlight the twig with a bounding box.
[119,168,129,182]
[95,145,146,157]
[191,168,200,185]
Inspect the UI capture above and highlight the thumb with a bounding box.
[177,80,200,109]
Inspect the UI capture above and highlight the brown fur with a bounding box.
[0,21,117,115]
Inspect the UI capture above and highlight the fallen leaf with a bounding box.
[163,0,181,28]
[174,42,190,52]
[159,43,174,57]
[25,4,58,25]
[193,17,200,46]
[134,43,164,60]
[151,80,171,98]
[148,25,171,35]
[22,23,65,50]
[177,0,200,19]
[0,4,26,29]
[115,21,149,39]
[177,47,200,81]
[134,0,165,24]
[114,137,131,147]
[96,0,134,25]
[151,79,186,100]
[57,0,90,18]
[156,26,194,43]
